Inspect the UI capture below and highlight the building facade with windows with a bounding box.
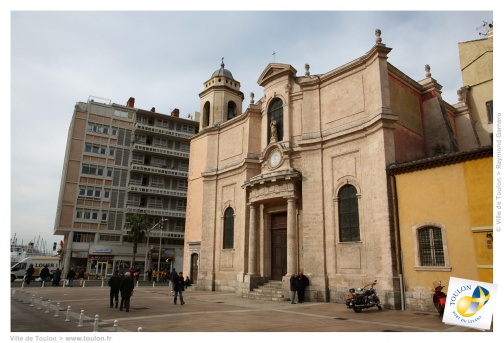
[54,96,198,277]
[389,146,493,311]
[183,29,492,310]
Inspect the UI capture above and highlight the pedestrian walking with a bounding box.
[108,270,121,308]
[119,272,135,312]
[39,265,50,286]
[66,268,76,287]
[173,272,185,305]
[152,268,158,282]
[25,264,34,285]
[289,273,298,304]
[52,268,62,286]
[296,272,309,303]
[147,267,153,282]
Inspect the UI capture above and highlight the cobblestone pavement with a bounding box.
[10,282,493,335]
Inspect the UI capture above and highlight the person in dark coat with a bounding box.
[184,276,191,288]
[119,272,135,312]
[52,268,62,286]
[67,268,76,287]
[296,272,309,303]
[25,264,34,285]
[39,265,50,286]
[108,270,121,308]
[289,274,298,304]
[173,272,185,305]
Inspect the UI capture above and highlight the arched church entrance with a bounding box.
[270,212,287,280]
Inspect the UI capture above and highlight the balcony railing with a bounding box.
[128,184,187,198]
[131,143,190,159]
[129,163,188,178]
[122,229,184,239]
[134,123,193,139]
[125,206,186,218]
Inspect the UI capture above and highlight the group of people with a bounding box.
[108,268,191,312]
[289,272,310,304]
[24,264,63,287]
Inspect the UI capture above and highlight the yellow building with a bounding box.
[389,146,493,311]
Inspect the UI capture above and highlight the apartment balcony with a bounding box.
[129,163,188,178]
[122,228,184,240]
[127,184,187,198]
[131,142,190,159]
[125,206,186,218]
[134,122,193,140]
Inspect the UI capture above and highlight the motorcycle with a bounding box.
[346,280,382,313]
[432,281,447,317]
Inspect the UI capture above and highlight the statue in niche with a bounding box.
[270,118,278,144]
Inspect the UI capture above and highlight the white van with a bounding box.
[11,257,60,282]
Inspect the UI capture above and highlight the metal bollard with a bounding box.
[45,299,51,313]
[113,320,119,332]
[21,279,25,289]
[30,294,35,307]
[77,310,84,327]
[65,306,71,322]
[62,279,66,288]
[42,280,45,288]
[138,327,143,332]
[55,302,60,317]
[82,280,86,288]
[93,314,99,332]
[152,281,155,288]
[37,297,43,310]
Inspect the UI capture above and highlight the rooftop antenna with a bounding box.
[476,21,493,37]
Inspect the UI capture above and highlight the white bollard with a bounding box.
[138,327,143,332]
[82,280,86,288]
[93,314,99,332]
[42,280,45,288]
[62,279,66,288]
[101,279,104,288]
[45,299,51,313]
[65,306,71,322]
[23,292,30,304]
[21,279,25,289]
[77,310,84,327]
[30,294,35,307]
[152,281,155,288]
[17,290,23,302]
[55,302,60,317]
[37,297,43,310]
[113,320,119,332]
[136,281,139,288]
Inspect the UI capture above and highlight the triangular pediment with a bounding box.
[257,63,297,87]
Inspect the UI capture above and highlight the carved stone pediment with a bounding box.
[257,63,297,87]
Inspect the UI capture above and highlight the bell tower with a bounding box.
[199,58,244,131]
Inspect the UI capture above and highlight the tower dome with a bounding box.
[211,58,234,80]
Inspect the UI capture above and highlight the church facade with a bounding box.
[183,29,483,308]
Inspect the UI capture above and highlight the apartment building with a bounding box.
[54,96,197,277]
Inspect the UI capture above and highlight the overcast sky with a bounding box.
[4,3,497,253]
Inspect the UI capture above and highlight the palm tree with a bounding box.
[126,213,149,268]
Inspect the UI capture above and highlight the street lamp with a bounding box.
[142,217,167,281]
[156,218,168,282]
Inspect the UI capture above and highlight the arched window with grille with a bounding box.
[412,223,450,271]
[223,207,234,249]
[338,184,360,242]
[268,98,283,142]
[418,226,445,266]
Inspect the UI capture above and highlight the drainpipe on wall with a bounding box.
[389,170,405,311]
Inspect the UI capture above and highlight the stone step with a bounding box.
[247,280,286,301]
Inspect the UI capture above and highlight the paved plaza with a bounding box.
[10,282,493,334]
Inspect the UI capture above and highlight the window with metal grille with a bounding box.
[338,185,360,242]
[223,207,234,249]
[418,227,445,266]
[486,100,493,123]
